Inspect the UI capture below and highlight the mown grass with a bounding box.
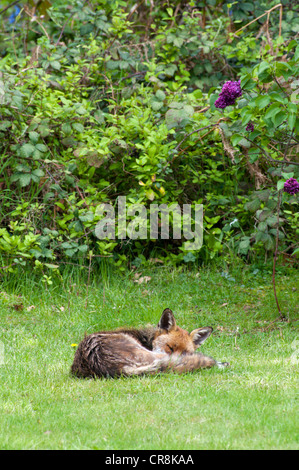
[0,265,298,450]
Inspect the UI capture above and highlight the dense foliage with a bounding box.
[0,0,298,277]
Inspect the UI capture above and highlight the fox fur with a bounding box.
[71,308,229,378]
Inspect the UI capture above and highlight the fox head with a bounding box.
[153,308,213,355]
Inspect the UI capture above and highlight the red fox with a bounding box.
[71,308,229,378]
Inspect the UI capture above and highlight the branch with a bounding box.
[55,0,89,46]
[0,1,19,15]
[234,4,283,36]
[272,190,283,318]
[242,136,299,166]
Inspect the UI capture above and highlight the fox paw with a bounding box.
[216,361,230,369]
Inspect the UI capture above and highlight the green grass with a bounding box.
[0,266,298,449]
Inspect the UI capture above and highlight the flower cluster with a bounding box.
[246,122,254,132]
[283,178,299,195]
[215,80,242,109]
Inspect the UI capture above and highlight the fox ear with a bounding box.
[190,327,213,347]
[158,308,176,331]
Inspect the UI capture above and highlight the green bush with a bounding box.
[0,0,298,273]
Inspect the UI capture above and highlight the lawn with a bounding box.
[0,266,298,450]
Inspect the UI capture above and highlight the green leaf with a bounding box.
[151,100,164,111]
[20,143,35,158]
[264,104,281,120]
[183,252,196,263]
[257,209,271,222]
[255,230,268,243]
[72,123,84,133]
[256,189,270,202]
[240,74,256,90]
[79,212,94,222]
[61,123,72,135]
[38,124,50,137]
[65,249,78,257]
[263,234,275,251]
[19,173,31,187]
[266,215,279,228]
[238,238,250,255]
[288,113,296,130]
[61,242,73,249]
[76,106,87,115]
[269,92,287,104]
[257,221,267,232]
[245,198,261,212]
[32,149,42,160]
[219,122,232,137]
[282,172,294,179]
[155,90,166,102]
[80,23,94,36]
[119,61,129,70]
[273,110,287,127]
[32,169,44,177]
[255,95,271,109]
[51,61,61,70]
[146,189,155,201]
[74,220,84,232]
[163,64,177,76]
[44,263,59,269]
[240,109,253,126]
[238,138,251,148]
[258,61,270,75]
[29,131,40,143]
[62,136,77,148]
[257,62,272,82]
[277,180,285,191]
[173,37,184,48]
[165,109,184,128]
[0,120,12,131]
[78,245,88,253]
[231,134,243,146]
[35,143,48,153]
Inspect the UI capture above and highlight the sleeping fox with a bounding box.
[71,308,229,378]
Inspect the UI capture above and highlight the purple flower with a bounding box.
[246,122,254,132]
[215,80,242,109]
[283,178,299,195]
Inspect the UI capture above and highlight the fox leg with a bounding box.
[216,361,230,368]
[164,353,229,373]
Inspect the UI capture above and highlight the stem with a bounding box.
[0,1,19,15]
[85,252,92,309]
[234,4,283,36]
[272,190,283,319]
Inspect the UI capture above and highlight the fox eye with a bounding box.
[167,344,174,353]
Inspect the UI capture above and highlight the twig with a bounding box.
[272,130,293,319]
[161,118,228,174]
[0,1,19,15]
[175,123,218,151]
[234,4,283,36]
[55,0,89,46]
[273,190,283,319]
[85,251,92,308]
[242,136,299,166]
[105,1,145,53]
[0,262,17,270]
[23,5,50,40]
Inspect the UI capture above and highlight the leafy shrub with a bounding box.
[0,0,298,273]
